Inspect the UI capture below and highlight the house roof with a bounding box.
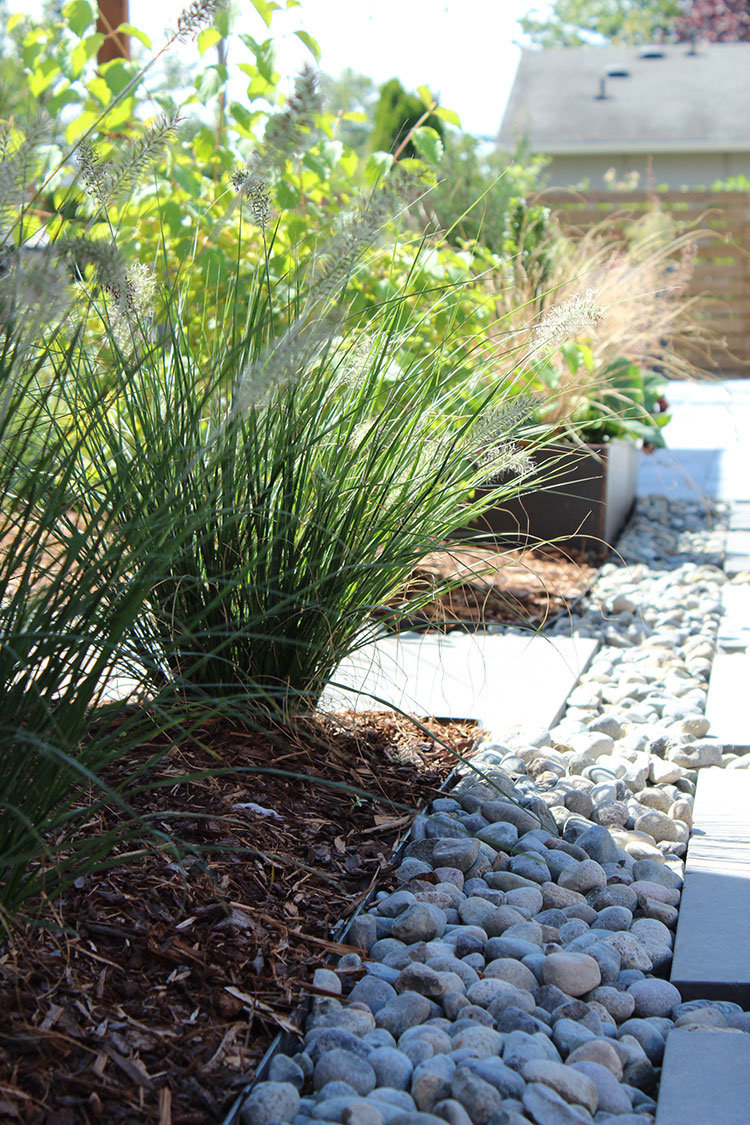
[499,42,750,154]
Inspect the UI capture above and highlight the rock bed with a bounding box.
[240,496,750,1125]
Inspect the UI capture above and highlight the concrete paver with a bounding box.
[705,652,750,752]
[729,502,750,531]
[724,530,750,577]
[671,770,750,1003]
[636,378,750,503]
[655,1029,750,1125]
[321,631,599,733]
[716,584,750,652]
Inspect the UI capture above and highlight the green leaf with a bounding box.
[71,33,105,79]
[100,59,139,97]
[104,97,136,130]
[65,108,99,143]
[433,106,461,127]
[196,65,226,101]
[294,30,321,62]
[116,23,152,48]
[412,126,444,166]
[250,0,281,27]
[193,127,216,164]
[228,102,262,133]
[28,58,62,98]
[62,0,94,38]
[240,35,276,81]
[319,138,343,168]
[365,151,394,185]
[239,66,277,101]
[197,27,222,55]
[47,85,78,116]
[416,84,434,108]
[342,111,369,123]
[86,75,111,105]
[7,13,26,32]
[171,162,202,198]
[276,180,300,208]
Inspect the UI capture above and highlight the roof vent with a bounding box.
[640,47,665,59]
[606,65,631,77]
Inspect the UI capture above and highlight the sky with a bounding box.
[11,0,553,137]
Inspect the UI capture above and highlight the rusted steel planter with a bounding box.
[461,438,640,560]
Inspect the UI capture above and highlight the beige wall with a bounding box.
[542,151,750,190]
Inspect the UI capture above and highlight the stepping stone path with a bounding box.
[322,632,599,736]
[655,1030,750,1125]
[235,496,750,1125]
[671,769,750,1005]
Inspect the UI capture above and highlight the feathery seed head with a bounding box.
[172,0,228,42]
[254,64,323,175]
[76,113,180,210]
[533,288,602,349]
[0,248,72,338]
[231,168,272,231]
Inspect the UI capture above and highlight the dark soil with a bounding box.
[0,711,476,1125]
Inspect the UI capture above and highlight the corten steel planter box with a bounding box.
[461,438,640,560]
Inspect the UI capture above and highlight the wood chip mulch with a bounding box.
[379,544,598,631]
[0,710,477,1125]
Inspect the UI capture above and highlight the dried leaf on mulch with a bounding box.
[0,710,477,1124]
[380,544,597,631]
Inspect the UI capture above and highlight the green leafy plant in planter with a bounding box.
[530,341,672,450]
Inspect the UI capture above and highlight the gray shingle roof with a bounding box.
[499,42,750,153]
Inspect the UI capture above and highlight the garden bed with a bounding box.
[378,544,598,632]
[0,712,476,1124]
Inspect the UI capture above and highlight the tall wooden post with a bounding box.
[97,0,130,66]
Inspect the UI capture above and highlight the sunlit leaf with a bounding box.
[365,151,394,185]
[433,106,461,127]
[294,30,321,62]
[250,0,280,28]
[412,126,444,166]
[62,0,94,38]
[71,33,105,79]
[197,27,222,55]
[115,23,152,49]
[416,84,435,108]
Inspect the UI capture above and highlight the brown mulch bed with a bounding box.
[0,711,477,1125]
[380,544,598,631]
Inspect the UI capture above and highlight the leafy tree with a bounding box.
[520,0,683,47]
[370,77,444,158]
[675,0,750,40]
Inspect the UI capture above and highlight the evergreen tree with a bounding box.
[370,78,444,158]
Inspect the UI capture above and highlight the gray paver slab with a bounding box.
[717,585,750,652]
[725,530,750,559]
[671,769,750,1003]
[636,447,720,501]
[320,632,598,732]
[689,767,750,839]
[705,652,750,751]
[655,1029,750,1125]
[730,502,750,531]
